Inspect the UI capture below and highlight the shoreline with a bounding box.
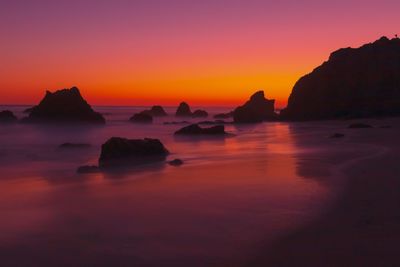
[243,122,400,266]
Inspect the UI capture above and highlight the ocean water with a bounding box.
[0,106,338,266]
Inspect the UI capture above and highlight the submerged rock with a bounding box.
[281,37,400,120]
[233,91,277,123]
[192,109,208,118]
[130,112,153,123]
[348,123,373,129]
[77,165,100,174]
[59,143,91,149]
[163,121,190,125]
[169,159,184,166]
[330,133,345,138]
[174,124,226,135]
[175,102,192,117]
[0,110,17,123]
[23,87,105,124]
[99,137,169,168]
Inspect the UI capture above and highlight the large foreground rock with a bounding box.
[233,91,277,123]
[99,137,169,168]
[281,37,400,120]
[23,87,105,124]
[0,110,17,123]
[174,124,226,135]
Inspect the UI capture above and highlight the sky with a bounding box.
[0,0,399,107]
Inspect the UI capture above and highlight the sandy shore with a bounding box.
[243,119,400,267]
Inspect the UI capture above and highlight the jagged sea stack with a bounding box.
[233,91,277,123]
[24,87,105,124]
[281,37,400,120]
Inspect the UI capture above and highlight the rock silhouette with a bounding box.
[175,102,192,117]
[99,137,169,168]
[281,37,400,120]
[149,106,168,116]
[174,124,226,135]
[169,159,184,166]
[23,87,105,124]
[130,112,153,123]
[233,91,277,123]
[0,110,17,123]
[192,109,208,118]
[140,106,168,117]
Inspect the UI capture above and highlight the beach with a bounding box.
[244,118,400,267]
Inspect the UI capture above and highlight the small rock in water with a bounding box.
[192,109,208,118]
[0,110,18,123]
[175,102,192,117]
[169,159,183,166]
[174,124,226,135]
[330,133,345,138]
[348,123,373,129]
[77,165,100,174]
[130,112,153,123]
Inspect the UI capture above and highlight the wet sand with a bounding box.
[245,118,400,267]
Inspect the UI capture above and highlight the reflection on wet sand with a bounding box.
[0,107,335,267]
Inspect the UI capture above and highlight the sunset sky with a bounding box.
[1,0,399,107]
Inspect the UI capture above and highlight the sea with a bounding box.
[0,105,343,266]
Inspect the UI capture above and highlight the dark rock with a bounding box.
[214,112,233,119]
[164,121,190,125]
[330,133,345,138]
[233,91,277,123]
[77,165,100,174]
[175,102,192,117]
[192,109,208,118]
[149,106,167,116]
[140,106,168,117]
[169,159,183,166]
[198,120,228,125]
[99,137,169,168]
[130,112,153,123]
[281,37,400,120]
[348,123,373,129]
[59,143,91,149]
[0,110,17,123]
[174,124,226,135]
[22,87,105,124]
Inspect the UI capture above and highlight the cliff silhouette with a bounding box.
[281,36,400,120]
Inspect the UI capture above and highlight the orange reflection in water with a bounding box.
[0,121,330,267]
